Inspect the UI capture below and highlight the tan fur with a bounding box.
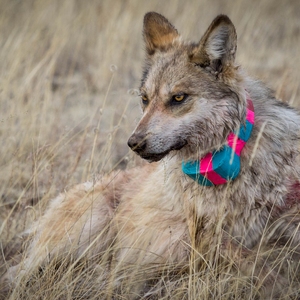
[3,12,300,299]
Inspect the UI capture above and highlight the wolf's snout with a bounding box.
[127,133,147,153]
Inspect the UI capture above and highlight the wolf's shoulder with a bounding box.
[245,77,300,129]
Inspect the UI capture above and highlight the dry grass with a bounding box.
[0,0,300,299]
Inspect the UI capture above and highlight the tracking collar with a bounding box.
[182,97,255,186]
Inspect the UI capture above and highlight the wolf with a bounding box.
[3,12,300,299]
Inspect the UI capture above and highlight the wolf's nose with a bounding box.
[127,133,147,152]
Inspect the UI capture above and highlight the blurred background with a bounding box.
[0,0,299,242]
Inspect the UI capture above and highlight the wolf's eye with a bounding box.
[171,94,188,105]
[174,95,185,101]
[141,95,148,105]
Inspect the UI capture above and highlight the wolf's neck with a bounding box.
[181,97,255,186]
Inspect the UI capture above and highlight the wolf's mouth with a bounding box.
[139,140,187,162]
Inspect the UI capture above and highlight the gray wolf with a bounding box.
[3,12,300,299]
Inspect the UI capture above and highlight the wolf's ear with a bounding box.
[143,12,179,55]
[190,15,237,74]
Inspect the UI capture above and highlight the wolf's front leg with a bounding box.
[113,195,190,270]
[2,170,131,286]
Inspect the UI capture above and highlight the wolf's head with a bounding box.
[128,12,246,162]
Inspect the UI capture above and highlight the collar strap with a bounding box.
[182,97,255,186]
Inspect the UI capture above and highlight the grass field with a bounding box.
[0,0,300,299]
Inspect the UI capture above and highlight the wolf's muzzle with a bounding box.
[128,132,187,162]
[127,133,147,153]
